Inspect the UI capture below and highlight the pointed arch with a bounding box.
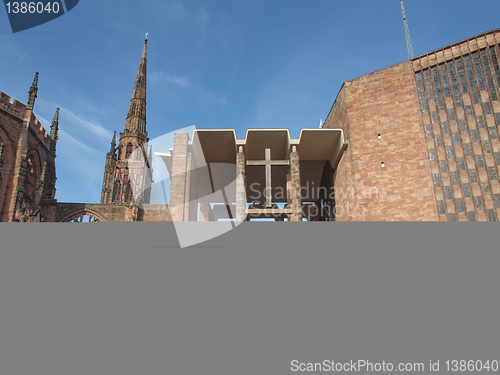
[58,209,108,222]
[113,179,122,202]
[125,180,134,202]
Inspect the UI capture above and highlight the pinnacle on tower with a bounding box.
[110,131,117,152]
[44,107,59,202]
[27,71,39,109]
[50,107,59,141]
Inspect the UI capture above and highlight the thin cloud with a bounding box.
[198,8,209,24]
[150,70,227,106]
[198,7,209,38]
[58,129,99,153]
[149,71,191,88]
[154,0,188,19]
[59,106,113,140]
[197,86,227,107]
[56,129,104,203]
[90,0,191,35]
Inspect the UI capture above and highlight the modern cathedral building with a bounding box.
[1,30,500,221]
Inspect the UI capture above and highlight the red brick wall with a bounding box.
[324,62,439,221]
[324,87,356,221]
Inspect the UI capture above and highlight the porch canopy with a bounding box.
[156,128,346,203]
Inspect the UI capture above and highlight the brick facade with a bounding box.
[324,29,500,221]
[324,62,438,221]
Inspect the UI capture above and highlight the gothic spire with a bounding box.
[50,107,59,141]
[27,71,39,109]
[124,37,147,136]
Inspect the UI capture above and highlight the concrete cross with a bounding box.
[247,148,289,207]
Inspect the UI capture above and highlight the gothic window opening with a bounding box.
[113,180,122,202]
[125,181,134,202]
[24,152,40,207]
[125,143,133,159]
[69,213,100,222]
[60,210,106,222]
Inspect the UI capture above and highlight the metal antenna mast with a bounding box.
[400,0,414,59]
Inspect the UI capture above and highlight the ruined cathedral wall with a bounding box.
[0,92,53,221]
[55,203,139,222]
[54,203,172,222]
[137,204,172,221]
[0,97,22,221]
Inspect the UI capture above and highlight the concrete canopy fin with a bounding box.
[244,129,290,161]
[297,128,345,167]
[191,129,237,164]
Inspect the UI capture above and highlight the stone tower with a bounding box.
[101,36,153,205]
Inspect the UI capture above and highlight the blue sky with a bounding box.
[1,0,500,204]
